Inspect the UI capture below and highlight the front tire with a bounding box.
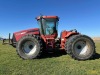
[16,34,41,59]
[65,35,95,60]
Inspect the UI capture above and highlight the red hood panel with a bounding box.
[13,28,40,41]
[14,28,39,34]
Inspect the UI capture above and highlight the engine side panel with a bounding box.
[13,28,40,42]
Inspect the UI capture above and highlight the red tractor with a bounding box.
[11,15,95,60]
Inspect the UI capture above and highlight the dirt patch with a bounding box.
[92,37,100,41]
[92,37,100,42]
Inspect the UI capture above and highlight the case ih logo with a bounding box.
[21,32,26,34]
[16,32,26,36]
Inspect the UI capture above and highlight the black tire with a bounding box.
[16,34,42,59]
[65,35,95,60]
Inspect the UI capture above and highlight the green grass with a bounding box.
[0,41,100,75]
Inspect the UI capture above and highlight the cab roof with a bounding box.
[36,16,59,20]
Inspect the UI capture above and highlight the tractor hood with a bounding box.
[13,28,40,42]
[14,28,39,35]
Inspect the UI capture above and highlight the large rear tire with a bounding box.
[65,35,95,60]
[16,34,42,59]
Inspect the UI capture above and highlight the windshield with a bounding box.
[45,21,57,35]
[38,19,58,35]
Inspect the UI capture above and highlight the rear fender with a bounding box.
[60,30,79,49]
[65,32,79,38]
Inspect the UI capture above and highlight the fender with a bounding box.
[60,30,79,49]
[65,32,79,38]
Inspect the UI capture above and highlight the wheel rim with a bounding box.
[73,40,90,57]
[22,41,37,55]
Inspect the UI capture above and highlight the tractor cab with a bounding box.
[37,16,59,38]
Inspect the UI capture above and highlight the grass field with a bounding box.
[0,41,100,75]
